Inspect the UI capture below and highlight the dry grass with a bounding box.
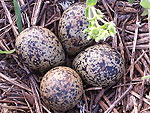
[0,0,150,113]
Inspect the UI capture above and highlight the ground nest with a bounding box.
[0,0,150,113]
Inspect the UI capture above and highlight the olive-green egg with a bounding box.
[58,2,93,56]
[72,44,123,87]
[15,26,65,70]
[40,66,83,112]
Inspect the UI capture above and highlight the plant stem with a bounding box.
[148,9,150,54]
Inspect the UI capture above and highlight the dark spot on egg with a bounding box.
[40,66,83,112]
[15,26,65,70]
[72,44,124,87]
[58,2,93,56]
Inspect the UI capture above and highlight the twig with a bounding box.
[102,0,113,20]
[30,76,43,113]
[1,0,19,37]
[0,72,31,92]
[148,9,150,54]
[130,91,150,105]
[104,85,133,113]
[103,95,119,113]
[131,96,138,113]
[22,91,34,113]
[138,60,147,111]
[130,14,140,80]
[31,0,42,25]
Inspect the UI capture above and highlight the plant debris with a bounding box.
[0,0,150,113]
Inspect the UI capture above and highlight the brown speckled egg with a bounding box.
[15,26,65,70]
[40,66,83,112]
[58,2,93,56]
[72,44,123,87]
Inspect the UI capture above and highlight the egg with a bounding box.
[40,66,83,112]
[58,2,93,56]
[72,44,123,87]
[15,26,65,70]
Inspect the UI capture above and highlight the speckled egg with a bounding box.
[15,26,65,70]
[58,2,93,56]
[40,66,83,112]
[72,44,123,87]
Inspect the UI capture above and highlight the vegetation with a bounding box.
[84,0,116,42]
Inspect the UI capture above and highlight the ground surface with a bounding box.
[0,0,150,113]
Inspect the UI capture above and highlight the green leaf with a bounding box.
[140,0,150,9]
[86,0,98,6]
[128,0,134,3]
[0,49,15,54]
[13,0,22,33]
[85,7,89,18]
[107,22,116,36]
[141,8,148,16]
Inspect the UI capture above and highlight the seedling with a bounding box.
[128,0,150,16]
[13,0,22,33]
[84,0,116,42]
[141,75,150,79]
[0,49,15,54]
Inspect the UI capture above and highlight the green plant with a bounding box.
[0,49,15,54]
[141,75,150,79]
[128,0,150,16]
[13,0,22,33]
[84,0,116,42]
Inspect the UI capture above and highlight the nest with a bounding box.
[0,0,150,113]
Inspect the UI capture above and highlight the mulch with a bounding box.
[0,0,150,113]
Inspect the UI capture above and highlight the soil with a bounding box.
[0,0,150,113]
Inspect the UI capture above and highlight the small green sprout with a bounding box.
[141,75,150,80]
[84,0,116,42]
[128,0,150,16]
[140,0,150,16]
[128,0,134,3]
[0,49,15,54]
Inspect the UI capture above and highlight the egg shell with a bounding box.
[40,66,83,112]
[15,26,65,70]
[58,2,93,56]
[72,44,123,87]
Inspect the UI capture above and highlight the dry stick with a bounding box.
[94,89,105,105]
[126,50,146,74]
[83,91,89,111]
[104,85,133,113]
[138,60,147,112]
[127,44,150,49]
[19,0,31,28]
[130,91,150,105]
[0,72,31,92]
[31,0,42,25]
[38,1,49,24]
[89,92,94,113]
[30,76,43,113]
[148,9,150,54]
[135,64,144,76]
[131,96,138,113]
[130,14,139,80]
[22,91,34,113]
[99,100,108,111]
[120,14,131,113]
[143,50,150,65]
[42,105,52,113]
[113,5,118,49]
[103,95,119,113]
[102,0,113,21]
[0,99,26,105]
[1,0,19,37]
